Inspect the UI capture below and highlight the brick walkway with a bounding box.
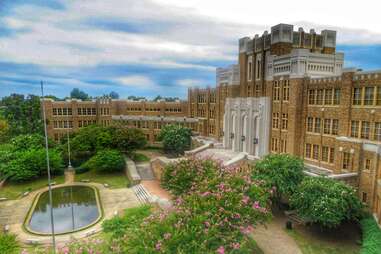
[141,180,172,200]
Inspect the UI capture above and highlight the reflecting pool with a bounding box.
[27,185,101,234]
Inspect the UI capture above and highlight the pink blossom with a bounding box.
[241,195,250,204]
[252,201,260,209]
[231,242,240,249]
[204,221,211,227]
[155,241,162,251]
[164,233,172,240]
[201,191,211,197]
[216,246,225,254]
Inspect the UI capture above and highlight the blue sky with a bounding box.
[0,0,380,99]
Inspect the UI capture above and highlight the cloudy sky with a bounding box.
[0,0,380,99]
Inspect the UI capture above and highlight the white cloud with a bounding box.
[177,79,208,88]
[116,75,158,90]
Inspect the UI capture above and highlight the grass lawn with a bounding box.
[75,170,130,188]
[131,152,150,162]
[0,175,65,200]
[287,226,360,254]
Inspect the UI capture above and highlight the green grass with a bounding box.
[0,233,20,254]
[131,152,150,162]
[360,217,381,254]
[0,175,65,200]
[75,170,130,188]
[287,229,360,254]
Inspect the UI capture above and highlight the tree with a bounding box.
[252,154,304,201]
[70,88,89,100]
[0,94,43,137]
[158,124,192,156]
[109,91,119,99]
[113,128,147,153]
[127,96,146,101]
[82,150,125,172]
[290,177,363,228]
[0,117,9,143]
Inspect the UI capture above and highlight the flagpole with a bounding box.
[40,81,56,252]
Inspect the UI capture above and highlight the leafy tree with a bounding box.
[10,134,47,150]
[0,116,9,143]
[109,91,119,99]
[252,154,304,200]
[4,148,63,181]
[127,95,146,101]
[113,127,147,153]
[70,88,89,100]
[0,94,43,136]
[290,177,363,228]
[82,150,125,172]
[158,124,192,155]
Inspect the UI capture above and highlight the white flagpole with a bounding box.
[40,81,56,252]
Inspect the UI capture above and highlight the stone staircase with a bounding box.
[132,184,152,204]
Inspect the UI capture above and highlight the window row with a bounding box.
[78,120,97,127]
[307,64,334,72]
[308,88,341,105]
[351,121,381,141]
[273,80,290,102]
[100,108,110,115]
[53,120,73,129]
[52,108,72,116]
[306,117,339,135]
[78,108,97,115]
[305,143,335,164]
[165,108,182,112]
[352,86,381,106]
[271,138,287,153]
[127,107,142,111]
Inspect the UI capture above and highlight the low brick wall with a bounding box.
[150,157,180,181]
[125,157,141,185]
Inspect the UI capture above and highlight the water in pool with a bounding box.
[28,185,100,234]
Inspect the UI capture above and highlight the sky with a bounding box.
[0,0,381,99]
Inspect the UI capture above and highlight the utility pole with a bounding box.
[40,81,56,252]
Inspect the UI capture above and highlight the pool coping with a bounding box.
[22,183,104,236]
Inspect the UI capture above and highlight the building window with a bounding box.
[324,89,333,105]
[361,121,370,139]
[313,144,319,160]
[314,118,321,133]
[364,87,374,105]
[280,139,287,153]
[333,89,341,105]
[281,113,288,130]
[323,119,331,134]
[58,108,62,115]
[256,58,261,79]
[305,143,312,158]
[316,89,324,105]
[283,81,290,101]
[322,146,329,162]
[342,152,351,170]
[272,113,279,129]
[375,122,381,141]
[247,56,253,81]
[307,117,313,132]
[377,86,381,105]
[271,138,278,152]
[364,159,371,171]
[308,90,316,105]
[353,88,362,105]
[332,119,339,135]
[329,148,335,163]
[351,121,359,138]
[362,192,367,203]
[273,82,280,101]
[53,108,57,115]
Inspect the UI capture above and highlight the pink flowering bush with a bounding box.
[122,158,271,253]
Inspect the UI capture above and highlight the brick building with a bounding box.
[43,23,381,224]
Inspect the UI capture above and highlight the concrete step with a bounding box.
[132,184,152,204]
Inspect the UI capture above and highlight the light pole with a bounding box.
[40,81,56,252]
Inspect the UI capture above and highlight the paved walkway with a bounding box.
[0,183,140,246]
[141,180,172,200]
[136,162,155,180]
[251,216,302,254]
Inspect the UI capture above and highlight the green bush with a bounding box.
[360,217,381,254]
[252,154,304,200]
[290,177,363,228]
[161,158,219,195]
[82,150,125,172]
[158,124,192,155]
[102,205,152,238]
[0,234,19,254]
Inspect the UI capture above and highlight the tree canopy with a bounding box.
[290,177,363,228]
[158,124,192,155]
[70,88,89,100]
[82,149,125,172]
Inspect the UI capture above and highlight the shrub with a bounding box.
[158,124,192,155]
[290,177,363,228]
[0,233,19,254]
[3,148,63,181]
[82,150,125,172]
[252,154,304,200]
[113,128,147,153]
[360,217,381,254]
[161,158,220,195]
